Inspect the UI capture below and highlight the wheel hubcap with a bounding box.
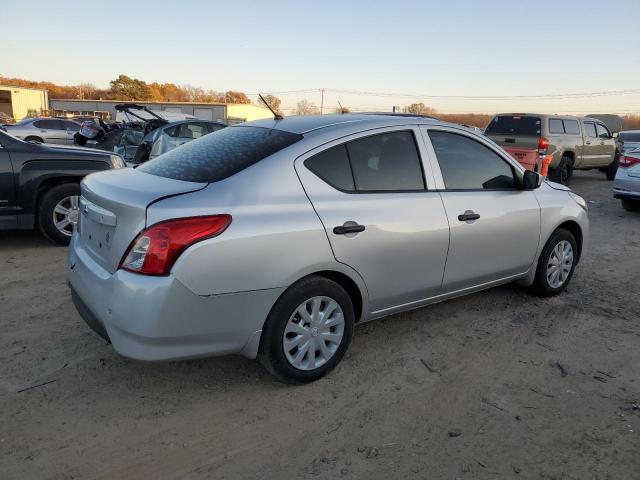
[52,195,79,237]
[283,296,345,371]
[546,240,574,288]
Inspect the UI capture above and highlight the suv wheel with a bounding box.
[258,276,355,383]
[549,156,573,185]
[532,229,578,297]
[38,183,80,245]
[621,198,640,212]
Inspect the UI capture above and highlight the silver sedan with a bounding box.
[4,117,80,144]
[67,114,589,383]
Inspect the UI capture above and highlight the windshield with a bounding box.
[485,115,542,136]
[138,125,303,183]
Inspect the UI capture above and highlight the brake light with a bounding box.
[619,155,640,168]
[538,137,549,156]
[120,215,232,276]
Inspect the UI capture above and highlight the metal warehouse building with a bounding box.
[0,85,49,122]
[50,99,273,124]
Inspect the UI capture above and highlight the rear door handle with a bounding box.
[458,211,480,222]
[333,224,365,235]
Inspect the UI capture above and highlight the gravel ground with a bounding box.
[1,170,639,480]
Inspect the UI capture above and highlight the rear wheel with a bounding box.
[38,183,80,245]
[621,198,640,212]
[549,156,573,185]
[604,156,619,180]
[532,229,578,297]
[258,276,355,383]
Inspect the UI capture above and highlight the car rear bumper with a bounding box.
[67,234,283,361]
[613,169,640,200]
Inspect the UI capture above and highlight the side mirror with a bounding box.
[522,170,540,190]
[612,132,619,138]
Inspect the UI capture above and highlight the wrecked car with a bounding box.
[131,119,226,164]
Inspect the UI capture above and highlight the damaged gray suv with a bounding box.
[67,114,589,383]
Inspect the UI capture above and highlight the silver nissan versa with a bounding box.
[67,114,589,383]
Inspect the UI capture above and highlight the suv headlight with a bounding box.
[569,192,587,212]
[109,154,126,169]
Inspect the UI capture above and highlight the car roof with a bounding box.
[245,113,443,135]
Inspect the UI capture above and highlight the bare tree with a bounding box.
[296,99,320,115]
[403,102,436,115]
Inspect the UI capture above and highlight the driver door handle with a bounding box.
[458,211,480,222]
[333,224,365,235]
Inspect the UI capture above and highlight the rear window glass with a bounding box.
[563,120,580,134]
[549,119,564,134]
[619,132,640,142]
[138,126,303,183]
[485,116,541,136]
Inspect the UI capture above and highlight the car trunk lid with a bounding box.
[78,168,206,273]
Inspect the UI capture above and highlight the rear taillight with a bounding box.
[619,155,640,168]
[538,136,549,156]
[120,215,232,276]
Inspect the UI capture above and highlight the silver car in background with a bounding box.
[4,117,81,144]
[613,148,640,211]
[67,114,589,383]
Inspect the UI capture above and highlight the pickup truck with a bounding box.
[0,129,125,245]
[485,113,619,184]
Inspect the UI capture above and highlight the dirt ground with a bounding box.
[1,171,639,480]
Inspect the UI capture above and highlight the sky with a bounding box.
[1,0,639,114]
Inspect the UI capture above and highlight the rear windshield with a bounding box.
[138,125,303,183]
[485,116,541,136]
[619,132,640,143]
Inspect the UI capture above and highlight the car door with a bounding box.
[422,127,541,294]
[581,120,600,166]
[595,123,616,166]
[295,127,450,313]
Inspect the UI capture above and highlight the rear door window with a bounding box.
[549,119,564,134]
[305,145,355,191]
[304,130,425,192]
[428,130,517,190]
[485,116,541,136]
[346,131,425,191]
[563,120,580,135]
[139,126,303,183]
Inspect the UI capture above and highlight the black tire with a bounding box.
[258,276,355,383]
[604,155,619,181]
[548,156,573,185]
[24,136,44,143]
[38,183,80,246]
[621,198,640,212]
[532,229,578,297]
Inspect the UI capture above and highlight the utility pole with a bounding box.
[320,88,324,115]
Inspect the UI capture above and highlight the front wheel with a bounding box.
[258,276,355,383]
[532,229,578,297]
[38,183,80,245]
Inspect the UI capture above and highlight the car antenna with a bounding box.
[259,94,283,120]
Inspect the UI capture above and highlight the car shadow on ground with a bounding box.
[0,230,57,250]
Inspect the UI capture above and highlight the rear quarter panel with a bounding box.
[147,148,370,309]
